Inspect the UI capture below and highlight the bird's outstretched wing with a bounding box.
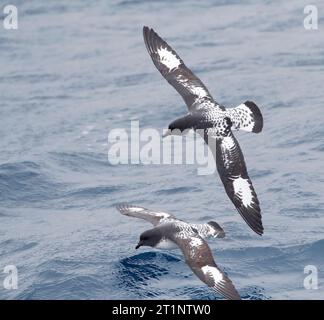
[169,224,240,300]
[204,130,263,235]
[116,203,174,226]
[143,26,222,112]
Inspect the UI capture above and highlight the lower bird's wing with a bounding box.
[169,226,240,300]
[204,130,263,235]
[197,263,241,300]
[116,203,174,226]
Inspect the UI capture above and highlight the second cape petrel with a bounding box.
[117,203,240,300]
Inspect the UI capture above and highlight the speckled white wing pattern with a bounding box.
[143,26,223,112]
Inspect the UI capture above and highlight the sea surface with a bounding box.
[0,0,323,300]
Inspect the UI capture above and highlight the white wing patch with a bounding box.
[222,136,236,149]
[219,136,236,167]
[191,86,207,99]
[154,211,172,219]
[177,75,208,101]
[233,177,253,207]
[202,265,223,284]
[157,47,181,71]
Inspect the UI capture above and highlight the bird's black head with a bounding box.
[170,114,197,132]
[166,120,185,136]
[168,121,177,131]
[163,115,195,137]
[135,229,163,249]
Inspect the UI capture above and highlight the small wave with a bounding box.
[48,151,110,172]
[297,239,324,259]
[0,161,64,206]
[155,186,201,195]
[0,239,38,258]
[114,73,153,88]
[66,185,123,198]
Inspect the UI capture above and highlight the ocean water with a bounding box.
[0,0,324,300]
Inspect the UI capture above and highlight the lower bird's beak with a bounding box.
[135,241,143,249]
[162,130,171,138]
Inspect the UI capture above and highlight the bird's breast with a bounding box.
[155,239,178,250]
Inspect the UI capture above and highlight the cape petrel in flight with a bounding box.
[143,26,264,235]
[117,203,241,300]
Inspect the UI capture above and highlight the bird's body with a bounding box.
[143,26,264,235]
[117,204,240,300]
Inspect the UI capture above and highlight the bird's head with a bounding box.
[135,229,163,249]
[163,117,192,138]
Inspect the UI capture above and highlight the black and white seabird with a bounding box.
[143,26,264,235]
[117,203,240,300]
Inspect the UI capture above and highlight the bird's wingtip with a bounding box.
[116,203,130,213]
[252,224,264,236]
[116,203,123,211]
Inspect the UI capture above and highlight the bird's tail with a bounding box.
[227,101,263,133]
[207,221,225,238]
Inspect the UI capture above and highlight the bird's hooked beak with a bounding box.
[162,129,171,138]
[135,240,144,249]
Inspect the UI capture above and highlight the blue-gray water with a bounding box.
[0,0,324,299]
